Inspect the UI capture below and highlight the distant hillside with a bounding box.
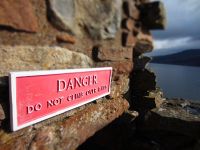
[151,49,200,66]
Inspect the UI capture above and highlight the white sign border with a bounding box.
[9,67,112,131]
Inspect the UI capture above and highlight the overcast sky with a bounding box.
[151,0,200,55]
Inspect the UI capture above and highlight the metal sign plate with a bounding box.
[9,67,112,131]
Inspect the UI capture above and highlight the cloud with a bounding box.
[153,37,192,50]
[147,37,200,56]
[149,36,200,56]
[151,0,200,51]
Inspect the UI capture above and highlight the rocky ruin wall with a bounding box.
[0,0,165,149]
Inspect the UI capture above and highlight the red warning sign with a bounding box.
[9,67,112,131]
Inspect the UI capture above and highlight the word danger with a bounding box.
[57,75,97,92]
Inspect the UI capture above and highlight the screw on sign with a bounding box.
[9,67,112,131]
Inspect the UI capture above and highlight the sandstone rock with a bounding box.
[78,110,138,150]
[0,98,129,150]
[131,69,156,97]
[139,1,166,29]
[142,99,200,138]
[95,60,132,99]
[0,126,34,148]
[123,98,199,150]
[0,46,93,77]
[0,128,35,150]
[121,18,135,31]
[56,34,76,44]
[123,0,140,20]
[76,0,122,39]
[130,88,164,117]
[134,55,151,70]
[134,40,153,56]
[96,60,133,76]
[29,126,56,150]
[136,28,153,44]
[141,0,151,3]
[145,88,165,108]
[0,0,38,32]
[92,46,132,62]
[134,0,150,6]
[48,0,75,33]
[48,0,122,39]
[5,97,128,150]
[110,75,129,98]
[134,28,153,55]
[122,32,136,47]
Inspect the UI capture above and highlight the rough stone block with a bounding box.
[131,88,165,114]
[130,69,156,97]
[134,55,151,70]
[0,0,38,32]
[0,46,93,77]
[56,34,76,44]
[122,32,136,47]
[78,110,139,150]
[123,0,140,20]
[92,46,132,62]
[96,60,133,76]
[139,1,166,29]
[137,28,153,44]
[134,41,153,56]
[141,100,200,139]
[48,0,75,33]
[145,89,165,108]
[134,29,154,55]
[31,98,129,150]
[121,18,135,31]
[0,97,129,150]
[110,75,129,99]
[48,0,122,39]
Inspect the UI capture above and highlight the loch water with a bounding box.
[148,63,200,102]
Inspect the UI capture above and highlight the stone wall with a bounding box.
[0,0,165,149]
